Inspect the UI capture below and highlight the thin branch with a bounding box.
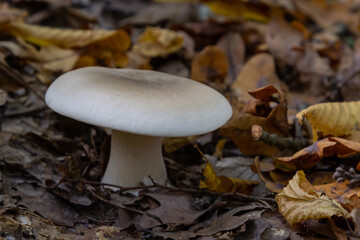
[252,125,310,151]
[63,177,275,203]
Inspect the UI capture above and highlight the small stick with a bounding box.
[252,125,310,151]
[63,177,275,203]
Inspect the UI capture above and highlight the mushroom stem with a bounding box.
[101,130,167,188]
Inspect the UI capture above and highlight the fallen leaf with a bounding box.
[191,45,228,86]
[216,32,245,84]
[154,205,265,239]
[275,137,360,172]
[296,44,333,76]
[294,0,360,34]
[199,157,258,194]
[75,29,130,68]
[297,101,360,141]
[231,53,285,102]
[314,180,360,204]
[265,19,303,65]
[0,40,78,72]
[222,85,290,156]
[1,21,118,48]
[276,171,349,227]
[133,27,183,57]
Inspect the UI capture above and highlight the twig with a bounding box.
[63,177,275,203]
[252,125,310,151]
[86,184,163,225]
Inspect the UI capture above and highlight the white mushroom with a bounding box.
[45,67,232,188]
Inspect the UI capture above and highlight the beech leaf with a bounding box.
[1,21,118,48]
[133,27,183,58]
[276,171,349,226]
[297,101,360,141]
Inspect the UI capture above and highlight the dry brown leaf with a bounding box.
[296,44,333,77]
[133,27,183,58]
[294,0,360,34]
[216,32,245,84]
[157,0,271,22]
[265,19,304,65]
[297,101,360,141]
[191,45,228,85]
[1,21,118,48]
[276,171,349,227]
[314,180,360,204]
[275,137,360,172]
[338,38,360,101]
[222,85,290,157]
[231,53,286,102]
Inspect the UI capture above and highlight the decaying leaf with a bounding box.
[0,21,118,48]
[191,45,228,85]
[132,27,183,58]
[297,101,360,141]
[276,171,349,227]
[275,137,360,172]
[199,157,258,194]
[314,180,360,205]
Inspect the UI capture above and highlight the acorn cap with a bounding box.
[45,67,232,137]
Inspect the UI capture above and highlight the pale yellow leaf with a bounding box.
[0,40,78,72]
[297,101,360,141]
[1,21,117,48]
[276,171,349,226]
[133,27,183,58]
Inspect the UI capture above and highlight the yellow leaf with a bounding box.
[199,158,258,194]
[297,101,360,141]
[75,30,130,68]
[0,39,78,72]
[133,27,183,58]
[1,21,117,48]
[276,171,349,226]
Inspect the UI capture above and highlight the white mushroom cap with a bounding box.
[45,67,232,137]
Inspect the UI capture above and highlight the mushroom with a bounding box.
[45,67,232,188]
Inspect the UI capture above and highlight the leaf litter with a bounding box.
[3,0,360,239]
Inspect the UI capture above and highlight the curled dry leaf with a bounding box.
[297,101,360,141]
[221,85,290,157]
[132,27,184,58]
[191,45,228,85]
[199,158,258,194]
[276,171,349,227]
[0,21,118,48]
[275,137,360,172]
